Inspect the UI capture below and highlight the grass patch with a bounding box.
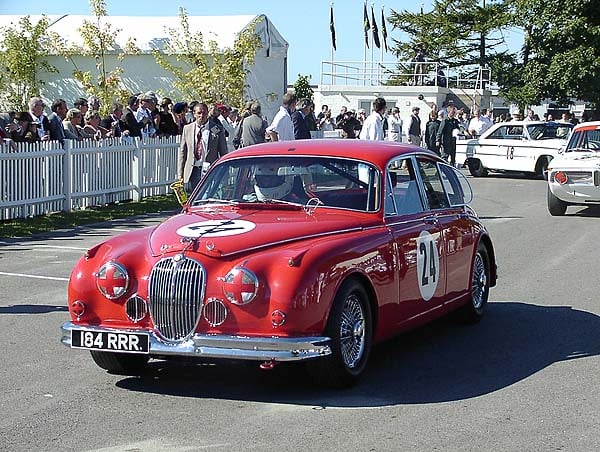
[0,195,180,238]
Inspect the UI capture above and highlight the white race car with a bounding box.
[456,121,573,177]
[547,121,600,216]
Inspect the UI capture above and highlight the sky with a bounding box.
[0,0,522,85]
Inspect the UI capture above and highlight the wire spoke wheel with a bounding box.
[471,252,487,310]
[339,294,366,369]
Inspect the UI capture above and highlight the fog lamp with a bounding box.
[554,171,568,185]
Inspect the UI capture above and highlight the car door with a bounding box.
[480,124,521,171]
[384,156,446,325]
[435,162,477,300]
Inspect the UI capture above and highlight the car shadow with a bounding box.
[115,301,600,407]
[569,205,600,217]
[0,304,69,314]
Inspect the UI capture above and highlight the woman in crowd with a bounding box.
[9,112,40,143]
[83,110,111,139]
[63,108,92,140]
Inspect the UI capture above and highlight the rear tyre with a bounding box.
[308,280,372,387]
[90,351,150,375]
[547,186,568,216]
[468,159,488,177]
[456,243,490,323]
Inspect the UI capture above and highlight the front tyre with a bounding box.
[456,244,490,323]
[90,351,150,375]
[308,280,372,387]
[547,186,568,216]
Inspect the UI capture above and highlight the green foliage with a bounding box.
[0,16,58,111]
[153,8,262,107]
[497,0,600,110]
[388,0,511,67]
[293,74,314,100]
[61,0,132,115]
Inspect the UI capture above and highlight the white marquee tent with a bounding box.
[0,14,289,120]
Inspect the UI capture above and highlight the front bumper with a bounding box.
[61,322,332,362]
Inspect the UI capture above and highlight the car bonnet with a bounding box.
[148,207,375,257]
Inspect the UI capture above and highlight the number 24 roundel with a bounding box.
[417,230,440,301]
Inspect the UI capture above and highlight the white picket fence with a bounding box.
[0,136,180,220]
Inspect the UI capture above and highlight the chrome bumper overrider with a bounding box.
[60,322,331,361]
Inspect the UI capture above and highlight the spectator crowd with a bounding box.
[0,91,588,186]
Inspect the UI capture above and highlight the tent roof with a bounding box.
[0,14,288,55]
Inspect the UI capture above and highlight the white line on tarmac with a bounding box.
[0,271,69,282]
[34,244,88,251]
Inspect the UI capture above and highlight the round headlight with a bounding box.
[222,267,259,305]
[96,261,129,300]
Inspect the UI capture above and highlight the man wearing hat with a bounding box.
[407,106,422,147]
[291,98,312,140]
[135,94,157,137]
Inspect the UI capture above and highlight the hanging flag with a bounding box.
[371,5,381,49]
[381,6,388,52]
[330,4,336,51]
[363,1,370,48]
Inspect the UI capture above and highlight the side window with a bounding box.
[488,126,506,139]
[439,163,473,206]
[416,159,450,210]
[385,157,423,216]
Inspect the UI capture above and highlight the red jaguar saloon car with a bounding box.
[61,139,497,387]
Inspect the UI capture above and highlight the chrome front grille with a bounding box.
[148,256,206,341]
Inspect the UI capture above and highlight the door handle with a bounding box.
[424,216,437,225]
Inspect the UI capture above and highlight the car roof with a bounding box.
[572,121,600,131]
[220,139,438,170]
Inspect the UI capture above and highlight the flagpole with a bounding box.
[363,0,368,87]
[370,2,374,85]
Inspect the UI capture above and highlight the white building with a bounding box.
[0,14,288,120]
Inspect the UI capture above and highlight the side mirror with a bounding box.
[418,94,424,101]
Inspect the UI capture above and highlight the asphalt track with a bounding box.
[1,172,599,452]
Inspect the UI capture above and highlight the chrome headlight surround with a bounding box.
[96,261,129,300]
[222,267,259,305]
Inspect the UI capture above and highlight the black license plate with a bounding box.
[71,330,149,354]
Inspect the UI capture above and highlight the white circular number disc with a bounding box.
[416,230,440,301]
[176,220,256,238]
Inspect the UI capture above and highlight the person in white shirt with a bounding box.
[387,107,403,142]
[267,92,297,142]
[359,97,387,140]
[217,104,235,152]
[467,107,491,137]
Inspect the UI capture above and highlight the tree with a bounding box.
[388,0,511,67]
[0,16,57,111]
[152,7,262,107]
[497,0,600,111]
[293,74,314,100]
[61,0,134,115]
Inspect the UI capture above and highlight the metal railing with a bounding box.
[320,60,491,89]
[0,136,180,221]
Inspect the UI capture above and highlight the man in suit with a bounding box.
[100,102,127,137]
[178,102,228,192]
[47,98,78,144]
[123,95,143,138]
[436,106,460,166]
[241,102,266,147]
[291,98,312,140]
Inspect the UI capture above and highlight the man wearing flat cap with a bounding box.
[291,98,312,140]
[407,106,422,147]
